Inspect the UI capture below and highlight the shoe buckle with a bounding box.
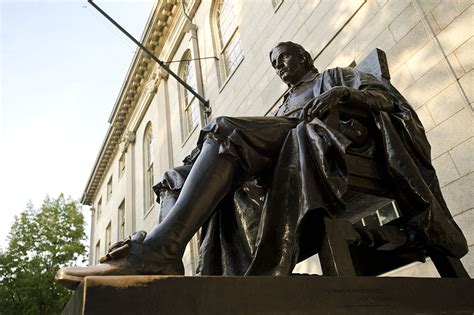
[99,236,132,263]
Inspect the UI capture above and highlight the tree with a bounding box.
[0,195,87,315]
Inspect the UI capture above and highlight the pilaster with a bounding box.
[120,131,136,235]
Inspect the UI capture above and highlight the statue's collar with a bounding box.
[288,70,320,89]
[280,70,320,108]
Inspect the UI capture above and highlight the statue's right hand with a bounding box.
[303,86,350,121]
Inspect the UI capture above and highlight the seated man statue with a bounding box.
[56,42,467,288]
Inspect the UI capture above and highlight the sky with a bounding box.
[0,0,155,249]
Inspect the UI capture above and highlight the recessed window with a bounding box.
[96,198,102,221]
[119,153,126,177]
[118,199,125,240]
[95,240,101,265]
[179,50,200,140]
[213,0,244,81]
[107,176,113,200]
[143,123,155,214]
[105,222,112,252]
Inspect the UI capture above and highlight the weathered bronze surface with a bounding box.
[56,42,468,288]
[155,42,467,275]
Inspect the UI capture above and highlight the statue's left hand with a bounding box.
[304,86,350,121]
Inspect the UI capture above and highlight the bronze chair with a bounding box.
[318,49,469,278]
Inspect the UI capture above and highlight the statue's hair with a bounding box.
[269,41,318,73]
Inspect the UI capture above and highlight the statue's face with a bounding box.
[271,45,307,86]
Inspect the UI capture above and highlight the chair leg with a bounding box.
[430,252,470,278]
[319,218,357,277]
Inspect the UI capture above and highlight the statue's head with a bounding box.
[269,42,317,86]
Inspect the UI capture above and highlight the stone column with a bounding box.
[185,21,209,126]
[89,206,96,266]
[120,130,136,235]
[156,65,174,170]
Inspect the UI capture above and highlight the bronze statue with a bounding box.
[56,42,467,288]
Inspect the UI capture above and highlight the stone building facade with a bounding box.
[82,0,473,276]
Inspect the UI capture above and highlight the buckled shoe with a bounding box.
[55,231,184,290]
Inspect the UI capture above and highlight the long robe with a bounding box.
[154,67,468,276]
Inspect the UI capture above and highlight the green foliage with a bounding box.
[0,195,87,315]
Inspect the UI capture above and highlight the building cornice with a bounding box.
[81,0,179,205]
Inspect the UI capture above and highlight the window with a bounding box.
[143,124,155,213]
[213,0,243,80]
[96,198,102,221]
[95,240,101,265]
[179,50,200,139]
[118,199,125,240]
[105,222,112,252]
[119,153,126,177]
[107,176,113,200]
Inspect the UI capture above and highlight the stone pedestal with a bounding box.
[63,275,474,314]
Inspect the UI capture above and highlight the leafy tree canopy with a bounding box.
[0,194,87,315]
